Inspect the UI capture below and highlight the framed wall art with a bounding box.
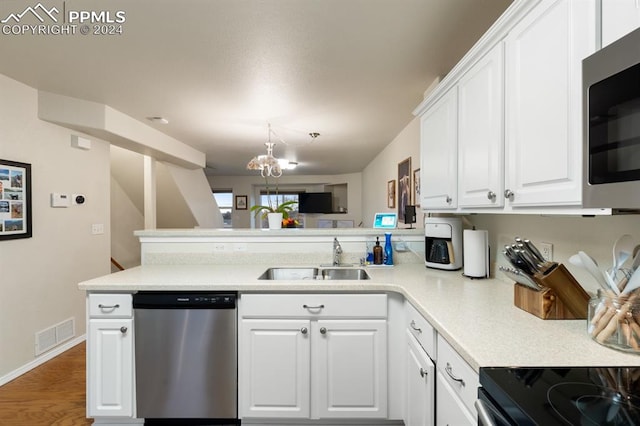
[0,159,32,240]
[387,180,396,209]
[413,168,421,207]
[235,195,248,210]
[397,157,411,222]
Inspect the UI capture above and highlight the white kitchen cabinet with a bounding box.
[435,335,479,426]
[420,88,458,210]
[87,318,134,418]
[238,294,388,420]
[239,319,311,418]
[405,330,435,426]
[457,43,505,208]
[602,0,640,48]
[314,320,387,418]
[504,0,596,207]
[435,372,476,426]
[87,294,134,418]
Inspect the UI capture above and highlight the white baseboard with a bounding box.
[0,334,86,387]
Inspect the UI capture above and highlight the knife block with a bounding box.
[513,263,590,319]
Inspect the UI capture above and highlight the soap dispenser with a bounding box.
[373,237,383,265]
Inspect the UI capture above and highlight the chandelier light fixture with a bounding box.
[246,124,296,177]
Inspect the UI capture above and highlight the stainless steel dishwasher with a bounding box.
[133,291,238,425]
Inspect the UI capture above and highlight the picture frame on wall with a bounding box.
[397,157,411,223]
[387,180,396,209]
[0,159,32,241]
[235,195,248,210]
[413,168,421,208]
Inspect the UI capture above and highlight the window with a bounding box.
[256,191,301,228]
[213,190,233,228]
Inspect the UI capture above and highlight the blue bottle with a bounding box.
[384,232,393,265]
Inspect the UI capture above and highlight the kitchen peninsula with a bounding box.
[80,228,639,425]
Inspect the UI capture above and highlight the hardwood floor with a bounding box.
[0,342,92,425]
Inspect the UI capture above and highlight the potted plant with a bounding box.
[250,178,298,229]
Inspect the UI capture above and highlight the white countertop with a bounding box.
[79,263,640,371]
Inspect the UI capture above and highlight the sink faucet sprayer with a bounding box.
[333,237,343,266]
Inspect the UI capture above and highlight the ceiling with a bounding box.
[0,0,511,176]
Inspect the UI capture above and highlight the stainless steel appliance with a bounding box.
[133,291,239,425]
[477,366,640,425]
[424,217,462,270]
[583,26,640,209]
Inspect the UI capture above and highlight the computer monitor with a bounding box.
[373,212,397,229]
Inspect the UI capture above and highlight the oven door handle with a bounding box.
[475,399,497,426]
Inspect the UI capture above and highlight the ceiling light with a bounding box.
[147,116,169,124]
[247,124,284,178]
[309,132,320,141]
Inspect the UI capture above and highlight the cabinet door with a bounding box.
[420,88,458,209]
[602,0,640,48]
[405,331,435,426]
[436,371,476,426]
[87,319,133,418]
[505,0,596,206]
[314,320,387,419]
[239,319,311,418]
[458,43,505,208]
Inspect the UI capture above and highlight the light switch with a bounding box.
[51,193,70,208]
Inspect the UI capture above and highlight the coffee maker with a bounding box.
[424,217,463,270]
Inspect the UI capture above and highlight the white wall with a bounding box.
[361,117,422,228]
[110,176,143,270]
[211,173,362,228]
[0,74,110,378]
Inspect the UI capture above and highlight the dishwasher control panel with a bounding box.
[133,291,237,309]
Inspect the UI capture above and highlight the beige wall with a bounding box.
[0,74,110,378]
[361,117,422,228]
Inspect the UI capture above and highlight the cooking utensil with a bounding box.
[498,266,540,290]
[523,239,546,263]
[576,251,613,292]
[610,234,634,281]
[621,268,640,295]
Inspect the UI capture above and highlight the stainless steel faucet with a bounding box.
[333,237,343,266]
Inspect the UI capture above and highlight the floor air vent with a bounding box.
[35,317,75,356]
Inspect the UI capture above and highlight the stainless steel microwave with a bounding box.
[583,27,640,209]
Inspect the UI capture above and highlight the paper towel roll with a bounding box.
[463,229,489,278]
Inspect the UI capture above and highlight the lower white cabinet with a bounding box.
[87,318,134,418]
[239,294,388,420]
[435,372,476,426]
[87,293,134,419]
[405,330,435,426]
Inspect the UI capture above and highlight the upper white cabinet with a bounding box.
[415,0,599,212]
[420,88,458,209]
[602,0,640,48]
[504,0,596,207]
[458,43,505,208]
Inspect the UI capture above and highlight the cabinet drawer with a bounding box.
[436,334,479,415]
[88,294,132,318]
[405,301,436,359]
[240,294,387,318]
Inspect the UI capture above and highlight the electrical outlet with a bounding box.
[539,242,553,262]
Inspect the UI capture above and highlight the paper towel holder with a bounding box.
[462,228,490,279]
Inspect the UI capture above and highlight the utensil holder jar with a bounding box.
[588,291,640,354]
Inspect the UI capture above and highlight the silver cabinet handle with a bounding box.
[445,362,465,387]
[98,304,120,310]
[487,191,496,201]
[303,304,325,310]
[504,189,514,201]
[445,195,452,204]
[320,327,327,334]
[301,327,308,334]
[409,320,422,333]
[420,368,428,378]
[120,326,128,334]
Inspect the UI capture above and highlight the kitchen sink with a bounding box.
[258,267,370,281]
[319,268,370,280]
[258,267,319,280]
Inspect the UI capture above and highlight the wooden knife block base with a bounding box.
[514,283,586,320]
